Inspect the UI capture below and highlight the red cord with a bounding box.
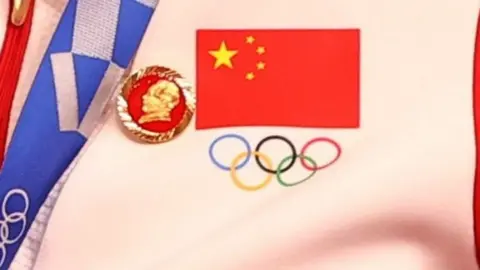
[0,1,35,167]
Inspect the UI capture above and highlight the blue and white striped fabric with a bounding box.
[0,0,158,268]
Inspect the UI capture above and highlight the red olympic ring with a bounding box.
[300,137,342,171]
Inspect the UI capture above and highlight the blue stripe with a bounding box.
[113,0,155,67]
[0,0,157,268]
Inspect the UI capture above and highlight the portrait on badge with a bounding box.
[117,65,195,143]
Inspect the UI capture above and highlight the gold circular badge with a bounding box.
[117,66,195,143]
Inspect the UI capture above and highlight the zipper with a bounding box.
[0,0,34,167]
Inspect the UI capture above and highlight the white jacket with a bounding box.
[2,0,480,269]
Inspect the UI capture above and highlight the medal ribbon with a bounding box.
[0,0,158,268]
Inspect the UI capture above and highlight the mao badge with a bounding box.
[117,66,195,143]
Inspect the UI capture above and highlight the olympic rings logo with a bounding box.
[209,134,342,191]
[0,188,29,267]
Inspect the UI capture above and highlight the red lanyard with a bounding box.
[0,0,34,166]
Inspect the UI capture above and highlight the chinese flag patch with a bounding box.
[196,29,360,129]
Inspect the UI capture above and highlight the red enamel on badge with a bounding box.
[117,66,195,143]
[127,74,188,133]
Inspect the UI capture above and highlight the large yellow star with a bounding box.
[208,41,238,69]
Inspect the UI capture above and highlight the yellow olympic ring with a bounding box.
[230,151,273,191]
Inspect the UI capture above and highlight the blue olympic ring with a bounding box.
[208,134,251,170]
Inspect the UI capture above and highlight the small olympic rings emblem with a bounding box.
[209,134,342,191]
[0,188,30,267]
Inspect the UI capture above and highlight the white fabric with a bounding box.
[51,52,79,131]
[1,0,480,269]
[72,0,121,60]
[34,0,480,270]
[135,0,158,8]
[78,62,123,137]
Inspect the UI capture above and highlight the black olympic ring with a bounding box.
[254,135,297,174]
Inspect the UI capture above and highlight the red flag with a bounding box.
[195,29,360,129]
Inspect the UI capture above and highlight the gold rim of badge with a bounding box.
[117,66,196,143]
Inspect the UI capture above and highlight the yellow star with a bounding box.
[246,72,255,80]
[256,61,265,70]
[246,36,255,44]
[256,46,265,55]
[208,41,238,69]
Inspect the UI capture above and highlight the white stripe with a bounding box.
[78,63,124,137]
[72,0,121,60]
[50,53,79,131]
[135,0,158,8]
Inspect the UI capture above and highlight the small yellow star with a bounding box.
[256,61,265,70]
[208,41,238,69]
[256,46,265,55]
[246,72,255,80]
[246,36,255,44]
